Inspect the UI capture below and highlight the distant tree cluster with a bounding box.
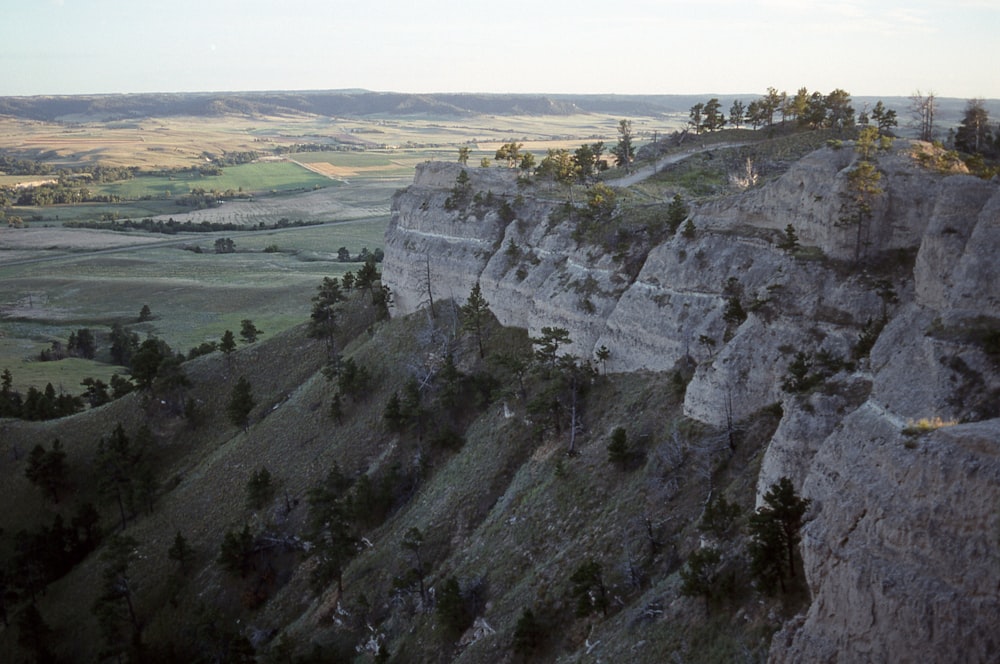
[0,154,137,180]
[207,150,260,167]
[9,316,193,416]
[67,215,321,234]
[949,98,1000,177]
[10,182,121,206]
[37,327,97,362]
[687,87,870,134]
[1,368,84,420]
[336,246,384,263]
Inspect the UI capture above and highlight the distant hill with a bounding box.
[0,89,995,128]
[0,91,619,122]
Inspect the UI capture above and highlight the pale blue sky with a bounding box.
[3,0,998,98]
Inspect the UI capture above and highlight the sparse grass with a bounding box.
[902,416,959,436]
[910,142,968,175]
[645,156,729,198]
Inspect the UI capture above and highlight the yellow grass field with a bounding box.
[0,112,687,171]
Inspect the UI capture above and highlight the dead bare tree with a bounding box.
[725,386,737,453]
[909,90,937,142]
[419,254,436,319]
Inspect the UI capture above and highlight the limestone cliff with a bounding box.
[383,141,1000,662]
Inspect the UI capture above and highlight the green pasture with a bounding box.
[0,218,387,392]
[14,201,179,225]
[94,161,336,199]
[230,218,388,253]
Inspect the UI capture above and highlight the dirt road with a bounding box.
[607,142,748,188]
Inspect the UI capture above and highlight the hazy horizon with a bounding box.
[1,89,996,102]
[3,1,998,100]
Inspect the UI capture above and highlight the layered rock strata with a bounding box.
[382,142,1000,662]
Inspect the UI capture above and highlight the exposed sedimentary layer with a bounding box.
[382,142,1000,663]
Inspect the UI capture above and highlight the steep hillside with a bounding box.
[1,132,998,663]
[383,137,1000,661]
[0,277,785,663]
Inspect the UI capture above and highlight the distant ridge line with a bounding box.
[0,90,993,124]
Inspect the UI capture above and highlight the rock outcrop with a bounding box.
[382,141,1000,662]
[771,413,1000,663]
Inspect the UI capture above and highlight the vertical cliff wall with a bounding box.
[382,142,1000,662]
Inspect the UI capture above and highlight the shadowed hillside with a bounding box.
[0,268,792,662]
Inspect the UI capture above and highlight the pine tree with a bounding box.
[595,345,610,375]
[96,424,141,531]
[25,439,68,503]
[607,427,630,467]
[460,281,491,358]
[569,559,608,616]
[748,477,811,594]
[679,546,723,610]
[612,119,635,170]
[227,376,255,429]
[308,277,346,354]
[239,319,262,344]
[94,535,143,659]
[955,98,992,155]
[168,531,195,574]
[246,467,275,510]
[383,392,405,432]
[512,607,545,657]
[436,576,471,637]
[777,224,800,252]
[682,218,696,239]
[217,525,256,578]
[306,465,357,594]
[219,330,237,355]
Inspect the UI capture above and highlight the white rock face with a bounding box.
[770,412,1000,664]
[383,141,1000,662]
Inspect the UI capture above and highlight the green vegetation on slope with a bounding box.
[1,277,800,662]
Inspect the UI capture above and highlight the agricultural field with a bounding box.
[0,219,386,393]
[93,160,338,199]
[0,107,683,394]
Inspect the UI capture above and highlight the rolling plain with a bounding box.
[0,108,686,393]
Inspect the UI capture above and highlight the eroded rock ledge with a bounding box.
[382,143,1000,662]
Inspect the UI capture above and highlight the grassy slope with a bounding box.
[0,292,788,662]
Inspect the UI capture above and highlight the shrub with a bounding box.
[679,546,723,605]
[246,467,275,510]
[698,494,742,536]
[607,427,630,467]
[569,559,608,617]
[436,576,472,637]
[512,607,546,657]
